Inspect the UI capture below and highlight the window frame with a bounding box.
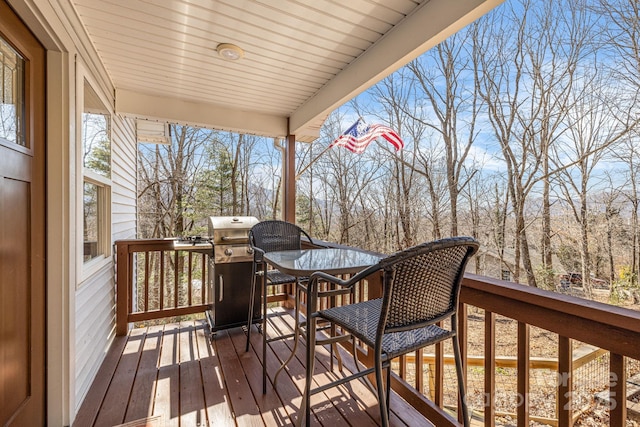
[76,63,113,283]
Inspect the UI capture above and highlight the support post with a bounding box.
[283,134,296,222]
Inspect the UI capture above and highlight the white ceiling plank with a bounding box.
[87,25,337,85]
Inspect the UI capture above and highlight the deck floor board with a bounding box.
[123,325,162,423]
[74,308,435,426]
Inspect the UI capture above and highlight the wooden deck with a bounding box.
[74,308,434,427]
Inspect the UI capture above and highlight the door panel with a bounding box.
[1,177,31,424]
[0,0,46,425]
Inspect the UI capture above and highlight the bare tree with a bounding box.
[524,0,595,287]
[614,134,640,287]
[551,70,618,297]
[138,125,212,237]
[595,0,640,286]
[365,69,424,248]
[297,112,383,246]
[406,27,481,237]
[476,0,594,286]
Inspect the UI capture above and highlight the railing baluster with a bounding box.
[517,322,530,427]
[188,251,193,306]
[160,251,165,310]
[202,253,207,305]
[144,252,149,312]
[435,321,444,407]
[484,310,496,427]
[399,354,407,381]
[458,302,468,424]
[174,250,179,308]
[416,348,424,393]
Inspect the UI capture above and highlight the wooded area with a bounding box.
[137,0,640,302]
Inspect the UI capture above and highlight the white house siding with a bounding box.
[74,114,138,410]
[112,116,138,241]
[74,264,115,408]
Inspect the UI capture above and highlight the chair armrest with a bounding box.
[309,271,352,287]
[252,246,266,263]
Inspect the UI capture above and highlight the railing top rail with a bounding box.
[462,273,640,359]
[463,273,640,330]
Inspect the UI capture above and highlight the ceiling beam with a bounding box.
[288,0,504,135]
[116,88,289,137]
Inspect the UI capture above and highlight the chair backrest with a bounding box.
[249,220,311,254]
[378,237,479,333]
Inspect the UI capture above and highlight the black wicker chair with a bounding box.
[300,237,479,427]
[246,220,345,394]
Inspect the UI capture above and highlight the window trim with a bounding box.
[76,62,113,284]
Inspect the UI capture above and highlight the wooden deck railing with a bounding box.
[114,238,333,335]
[456,274,640,427]
[115,239,212,335]
[115,239,640,426]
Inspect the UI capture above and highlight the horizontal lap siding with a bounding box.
[75,264,116,410]
[112,116,137,241]
[75,115,138,411]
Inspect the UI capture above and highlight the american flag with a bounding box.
[329,119,404,154]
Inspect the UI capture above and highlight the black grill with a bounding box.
[205,216,260,335]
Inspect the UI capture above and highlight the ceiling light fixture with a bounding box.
[216,43,244,61]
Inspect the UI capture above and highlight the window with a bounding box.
[501,269,511,282]
[81,78,111,264]
[0,38,24,146]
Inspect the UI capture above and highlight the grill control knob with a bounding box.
[224,248,233,256]
[247,247,254,254]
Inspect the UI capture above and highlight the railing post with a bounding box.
[116,241,130,336]
[517,322,530,427]
[557,336,573,427]
[609,353,626,427]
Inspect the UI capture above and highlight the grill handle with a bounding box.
[220,236,248,242]
[219,275,224,301]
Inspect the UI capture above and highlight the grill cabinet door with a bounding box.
[209,262,260,332]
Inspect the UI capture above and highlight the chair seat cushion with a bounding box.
[266,269,299,285]
[320,299,454,360]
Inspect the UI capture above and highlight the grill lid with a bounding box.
[208,216,259,245]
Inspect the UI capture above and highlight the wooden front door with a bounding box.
[0,1,46,425]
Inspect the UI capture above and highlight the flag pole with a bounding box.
[295,143,333,180]
[295,117,369,180]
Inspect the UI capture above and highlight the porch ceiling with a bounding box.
[70,0,502,141]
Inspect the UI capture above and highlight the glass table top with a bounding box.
[263,248,383,276]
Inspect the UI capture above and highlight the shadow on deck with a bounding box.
[73,307,434,427]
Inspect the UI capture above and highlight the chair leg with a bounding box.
[352,338,378,396]
[385,362,391,418]
[274,281,301,386]
[375,354,390,427]
[351,338,360,372]
[329,321,343,372]
[301,308,317,427]
[246,268,257,352]
[262,270,268,394]
[452,335,470,427]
